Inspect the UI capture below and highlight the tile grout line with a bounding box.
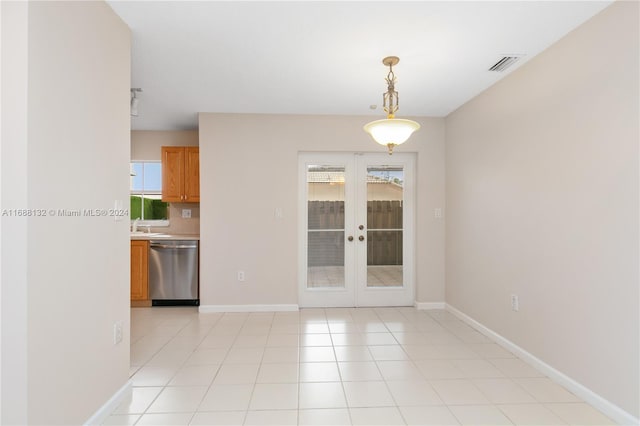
[187,311,231,423]
[143,311,223,424]
[375,307,410,425]
[326,308,355,426]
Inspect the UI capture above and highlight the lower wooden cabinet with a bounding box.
[131,240,150,306]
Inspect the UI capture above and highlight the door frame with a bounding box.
[298,152,416,308]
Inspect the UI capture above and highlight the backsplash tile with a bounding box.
[150,203,199,235]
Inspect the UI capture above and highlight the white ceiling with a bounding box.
[108,1,612,131]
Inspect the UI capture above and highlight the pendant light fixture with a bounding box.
[363,56,420,155]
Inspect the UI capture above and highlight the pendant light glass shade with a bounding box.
[363,118,420,153]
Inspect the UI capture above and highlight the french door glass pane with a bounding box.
[367,166,403,287]
[307,165,345,288]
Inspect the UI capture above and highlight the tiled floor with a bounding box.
[104,307,616,425]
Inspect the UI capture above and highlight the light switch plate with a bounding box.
[511,294,519,311]
[113,321,123,345]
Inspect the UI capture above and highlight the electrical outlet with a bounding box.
[237,271,245,282]
[113,321,123,345]
[181,209,192,219]
[275,208,283,219]
[511,294,519,312]
[434,208,442,219]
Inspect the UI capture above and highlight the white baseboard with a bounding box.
[84,380,132,425]
[199,304,299,313]
[445,304,639,426]
[414,301,446,310]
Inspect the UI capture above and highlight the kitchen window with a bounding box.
[130,161,169,225]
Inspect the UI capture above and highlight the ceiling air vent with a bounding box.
[488,56,522,72]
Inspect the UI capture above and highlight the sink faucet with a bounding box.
[132,218,139,232]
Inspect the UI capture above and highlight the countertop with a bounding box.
[130,233,200,241]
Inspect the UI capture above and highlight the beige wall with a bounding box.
[2,2,131,423]
[131,130,200,234]
[131,130,198,161]
[199,114,445,306]
[445,1,638,418]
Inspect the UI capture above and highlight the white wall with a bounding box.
[445,1,638,418]
[2,2,131,423]
[199,113,445,306]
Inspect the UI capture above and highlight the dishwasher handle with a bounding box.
[150,243,198,249]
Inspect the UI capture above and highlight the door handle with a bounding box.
[347,236,354,242]
[359,235,365,241]
[359,225,365,230]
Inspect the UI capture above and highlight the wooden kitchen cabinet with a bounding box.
[161,146,199,202]
[131,240,149,305]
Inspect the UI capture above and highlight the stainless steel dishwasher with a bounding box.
[149,240,199,306]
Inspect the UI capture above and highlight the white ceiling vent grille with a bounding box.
[488,56,523,72]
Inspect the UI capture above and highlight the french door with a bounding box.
[298,153,415,307]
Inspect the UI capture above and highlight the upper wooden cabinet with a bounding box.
[161,146,199,203]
